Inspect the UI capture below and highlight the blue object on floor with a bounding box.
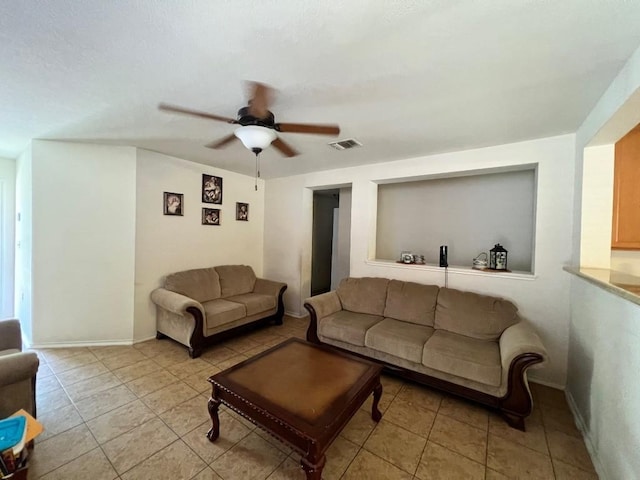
[0,415,26,452]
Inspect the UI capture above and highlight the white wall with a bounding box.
[264,134,575,386]
[29,141,137,345]
[14,147,32,343]
[133,149,265,341]
[0,158,16,319]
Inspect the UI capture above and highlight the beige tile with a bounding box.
[39,347,90,363]
[56,361,109,386]
[183,366,220,393]
[38,403,84,441]
[225,407,259,430]
[244,343,274,357]
[383,396,436,438]
[360,385,394,415]
[429,414,487,464]
[111,358,162,383]
[142,381,199,414]
[74,384,137,421]
[342,449,413,480]
[191,466,224,479]
[488,412,549,455]
[102,417,178,474]
[396,383,442,412]
[47,351,99,373]
[224,336,261,353]
[216,354,249,371]
[167,358,214,378]
[532,383,569,410]
[36,388,72,414]
[101,349,148,370]
[87,399,157,444]
[363,420,426,473]
[182,413,252,463]
[266,456,305,480]
[485,468,510,479]
[487,434,554,479]
[153,349,192,368]
[438,396,489,431]
[251,330,288,345]
[37,447,118,480]
[415,441,485,480]
[546,429,596,472]
[381,374,405,396]
[29,424,98,478]
[89,345,139,360]
[37,375,63,394]
[210,432,288,480]
[542,403,582,437]
[121,439,206,480]
[323,436,360,480]
[134,339,184,358]
[64,372,123,402]
[200,345,238,364]
[37,363,54,378]
[553,458,599,479]
[126,369,179,397]
[341,408,378,446]
[254,427,294,455]
[160,395,211,436]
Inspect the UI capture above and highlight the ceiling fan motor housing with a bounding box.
[237,106,276,129]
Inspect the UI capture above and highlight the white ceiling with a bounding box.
[2,1,640,178]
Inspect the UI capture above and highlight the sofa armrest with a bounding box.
[150,288,205,317]
[0,352,39,387]
[304,291,342,320]
[253,278,287,297]
[0,319,22,352]
[499,321,548,372]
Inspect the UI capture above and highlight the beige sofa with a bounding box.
[151,265,287,358]
[304,277,547,430]
[0,319,39,418]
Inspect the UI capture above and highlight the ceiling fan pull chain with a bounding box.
[254,151,259,191]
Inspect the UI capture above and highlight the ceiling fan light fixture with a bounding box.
[234,125,277,152]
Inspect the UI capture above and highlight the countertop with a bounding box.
[564,266,640,306]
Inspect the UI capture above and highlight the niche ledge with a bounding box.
[366,259,536,280]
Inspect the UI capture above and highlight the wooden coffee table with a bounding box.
[207,338,383,479]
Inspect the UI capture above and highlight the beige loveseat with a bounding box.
[304,277,547,430]
[151,265,287,358]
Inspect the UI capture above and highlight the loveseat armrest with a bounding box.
[304,291,342,343]
[253,278,287,297]
[0,319,22,352]
[0,352,39,387]
[150,288,205,317]
[499,321,548,372]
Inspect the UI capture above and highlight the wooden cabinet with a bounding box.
[612,124,640,249]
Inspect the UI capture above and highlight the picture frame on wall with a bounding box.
[236,202,249,221]
[163,192,184,216]
[202,174,223,204]
[202,208,220,225]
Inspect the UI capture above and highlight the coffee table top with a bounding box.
[209,338,382,428]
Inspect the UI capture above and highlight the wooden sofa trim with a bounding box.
[304,302,543,431]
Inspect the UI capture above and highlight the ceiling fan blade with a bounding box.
[276,123,340,136]
[205,134,238,149]
[247,81,273,118]
[272,137,299,157]
[158,103,237,124]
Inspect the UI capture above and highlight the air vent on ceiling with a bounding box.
[328,138,363,151]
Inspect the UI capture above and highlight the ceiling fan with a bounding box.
[158,81,340,158]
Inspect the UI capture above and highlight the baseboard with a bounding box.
[29,339,134,348]
[565,390,607,479]
[284,310,308,319]
[133,335,157,344]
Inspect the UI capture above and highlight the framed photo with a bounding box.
[202,174,222,204]
[236,202,249,221]
[163,192,183,216]
[202,208,220,225]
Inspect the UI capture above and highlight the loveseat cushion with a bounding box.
[336,277,389,316]
[165,267,221,303]
[383,280,439,327]
[226,293,276,316]
[319,310,383,346]
[202,299,247,330]
[422,330,502,387]
[434,288,519,340]
[365,318,435,363]
[216,265,257,298]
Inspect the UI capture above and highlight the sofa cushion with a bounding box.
[319,310,383,346]
[383,280,439,327]
[226,293,276,316]
[434,288,519,340]
[202,299,247,329]
[216,265,257,298]
[336,277,389,316]
[422,330,502,387]
[165,267,221,303]
[365,318,435,363]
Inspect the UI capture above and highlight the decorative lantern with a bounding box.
[489,244,508,270]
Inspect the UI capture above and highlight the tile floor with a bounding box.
[25,316,598,479]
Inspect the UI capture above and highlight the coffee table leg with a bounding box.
[206,397,221,442]
[301,453,325,480]
[371,382,383,422]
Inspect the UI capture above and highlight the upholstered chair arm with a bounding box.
[0,319,22,351]
[253,278,288,297]
[150,288,205,317]
[304,291,342,320]
[499,320,548,373]
[0,352,39,386]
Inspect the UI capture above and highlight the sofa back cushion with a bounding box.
[434,287,519,340]
[216,265,257,297]
[165,267,221,303]
[337,277,389,316]
[383,280,439,326]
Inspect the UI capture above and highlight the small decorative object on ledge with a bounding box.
[489,244,508,271]
[400,251,414,264]
[472,252,488,270]
[236,202,249,221]
[163,192,183,216]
